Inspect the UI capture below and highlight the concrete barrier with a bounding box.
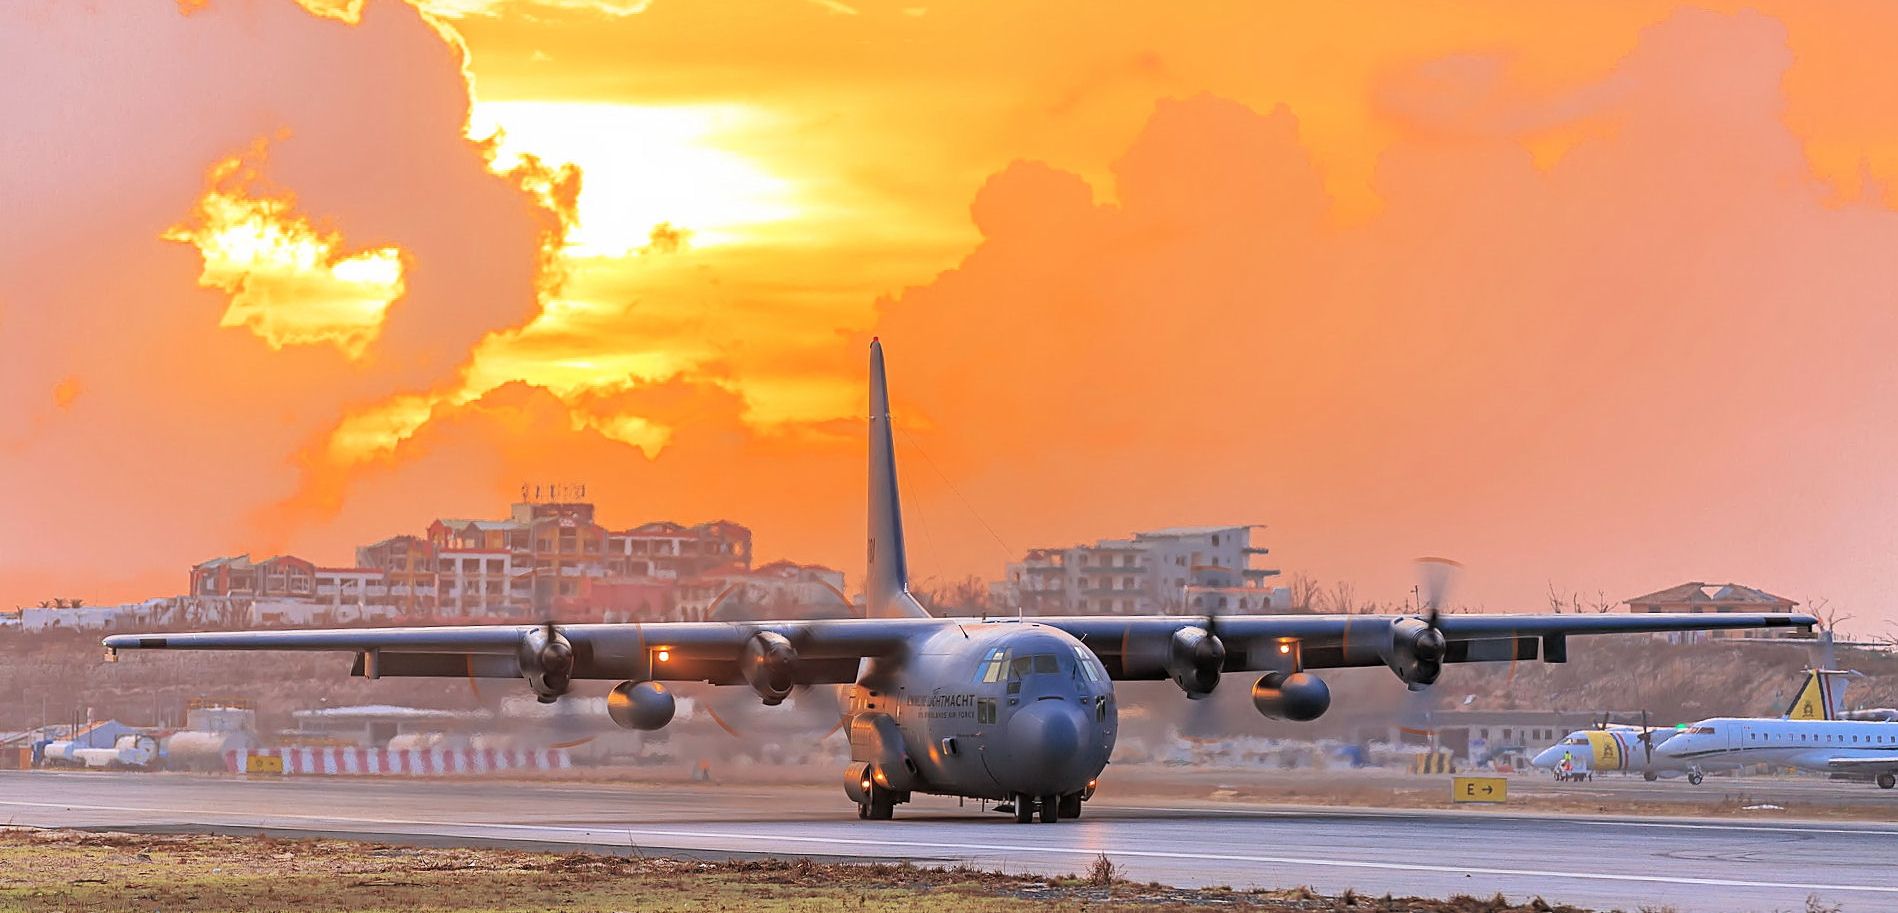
[224,747,572,776]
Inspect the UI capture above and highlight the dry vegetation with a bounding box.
[0,829,1605,913]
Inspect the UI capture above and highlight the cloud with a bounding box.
[873,9,1898,619]
[11,2,1898,629]
[0,0,571,606]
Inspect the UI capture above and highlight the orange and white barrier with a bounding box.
[224,747,571,776]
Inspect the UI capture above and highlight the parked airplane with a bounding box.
[102,340,1816,822]
[1532,721,1683,781]
[1655,670,1898,788]
[1529,670,1853,781]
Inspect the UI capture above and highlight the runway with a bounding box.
[5,771,1897,913]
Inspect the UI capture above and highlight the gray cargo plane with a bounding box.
[103,340,1815,823]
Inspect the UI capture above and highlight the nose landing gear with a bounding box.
[1876,771,1895,790]
[1687,770,1705,786]
[857,783,897,820]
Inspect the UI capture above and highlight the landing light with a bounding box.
[1277,643,1292,655]
[656,649,671,663]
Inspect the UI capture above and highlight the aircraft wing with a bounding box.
[1043,611,1816,680]
[103,619,937,686]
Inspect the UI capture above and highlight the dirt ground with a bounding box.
[0,829,1605,913]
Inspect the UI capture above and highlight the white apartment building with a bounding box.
[999,525,1284,615]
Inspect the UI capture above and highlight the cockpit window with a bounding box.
[976,648,1008,684]
[1562,737,1588,745]
[1006,653,1061,679]
[1685,726,1718,735]
[1071,645,1103,682]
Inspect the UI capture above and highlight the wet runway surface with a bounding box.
[5,770,1897,912]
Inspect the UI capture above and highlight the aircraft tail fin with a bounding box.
[1785,669,1851,721]
[865,339,929,619]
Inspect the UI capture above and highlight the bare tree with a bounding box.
[1807,597,1853,635]
[1286,573,1323,613]
[915,576,994,617]
[1325,580,1358,615]
[1545,582,1568,615]
[1586,589,1617,614]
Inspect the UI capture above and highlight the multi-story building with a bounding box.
[355,535,438,615]
[160,500,766,628]
[429,505,752,616]
[434,548,527,619]
[190,555,316,600]
[674,560,848,620]
[999,525,1282,615]
[311,567,401,622]
[607,520,752,579]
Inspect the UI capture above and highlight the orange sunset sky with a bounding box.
[5,1,1898,631]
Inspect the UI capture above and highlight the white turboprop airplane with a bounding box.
[1532,722,1683,781]
[1529,670,1854,782]
[102,340,1818,822]
[1653,670,1898,788]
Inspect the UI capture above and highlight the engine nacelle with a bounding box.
[1383,617,1446,690]
[518,626,575,703]
[848,712,916,791]
[1251,671,1330,722]
[742,631,798,705]
[607,680,676,731]
[1166,625,1226,698]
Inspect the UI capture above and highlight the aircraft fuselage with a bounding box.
[844,622,1117,809]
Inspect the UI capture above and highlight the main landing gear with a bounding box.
[1877,772,1895,790]
[1001,793,1084,824]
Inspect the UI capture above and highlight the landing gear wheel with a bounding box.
[1013,795,1034,824]
[860,784,895,819]
[1038,794,1059,823]
[1687,772,1704,786]
[1877,772,1895,790]
[1058,793,1083,819]
[1643,771,1658,782]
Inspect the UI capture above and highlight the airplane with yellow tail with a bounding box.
[1531,669,1879,784]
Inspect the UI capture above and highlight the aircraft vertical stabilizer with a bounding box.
[1785,669,1850,721]
[866,339,929,618]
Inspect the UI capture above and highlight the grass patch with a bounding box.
[0,829,1605,912]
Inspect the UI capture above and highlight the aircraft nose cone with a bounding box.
[1530,747,1560,770]
[1003,699,1094,796]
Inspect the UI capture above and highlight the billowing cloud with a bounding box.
[0,0,572,605]
[874,9,1898,619]
[10,2,1898,632]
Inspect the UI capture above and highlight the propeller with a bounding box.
[519,621,576,703]
[1381,558,1464,744]
[1638,708,1655,770]
[1400,558,1461,690]
[1415,556,1463,619]
[695,579,850,751]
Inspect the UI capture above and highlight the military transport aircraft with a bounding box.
[103,340,1816,823]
